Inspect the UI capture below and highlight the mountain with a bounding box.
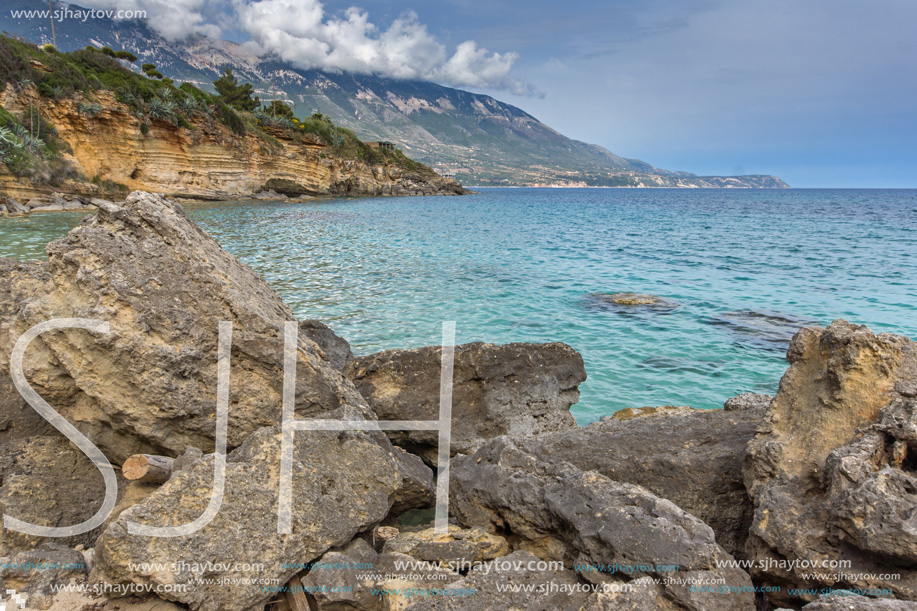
[1,0,789,188]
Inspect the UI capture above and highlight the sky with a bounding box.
[60,0,917,186]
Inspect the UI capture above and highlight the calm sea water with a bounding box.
[2,188,916,423]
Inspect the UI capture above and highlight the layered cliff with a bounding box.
[0,85,468,203]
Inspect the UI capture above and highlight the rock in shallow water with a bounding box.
[584,292,679,311]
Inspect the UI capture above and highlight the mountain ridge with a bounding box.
[1,0,789,188]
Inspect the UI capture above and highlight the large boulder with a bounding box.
[744,320,917,604]
[93,406,403,611]
[450,437,755,611]
[516,403,765,558]
[344,342,586,462]
[0,191,367,463]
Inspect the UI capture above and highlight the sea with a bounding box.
[2,188,915,424]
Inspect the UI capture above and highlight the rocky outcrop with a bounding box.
[344,342,586,462]
[450,437,755,611]
[744,320,917,603]
[515,402,765,557]
[0,191,367,462]
[0,88,469,203]
[93,406,403,611]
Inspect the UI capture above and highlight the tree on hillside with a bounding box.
[213,68,259,113]
[263,100,293,118]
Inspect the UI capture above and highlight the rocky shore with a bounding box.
[1,192,916,611]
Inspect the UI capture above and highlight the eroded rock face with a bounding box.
[744,320,917,603]
[450,437,755,611]
[516,403,765,558]
[94,406,403,611]
[0,191,367,463]
[390,446,436,515]
[344,342,586,462]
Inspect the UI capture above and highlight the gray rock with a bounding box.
[6,198,29,214]
[0,191,367,463]
[403,551,592,611]
[450,437,755,611]
[300,319,354,370]
[723,392,772,411]
[0,436,115,553]
[89,198,115,207]
[28,204,66,212]
[391,446,436,514]
[301,537,463,611]
[24,199,46,209]
[799,595,917,610]
[0,543,88,608]
[516,404,764,558]
[744,320,917,604]
[382,525,510,565]
[345,341,586,462]
[0,261,56,448]
[93,406,403,611]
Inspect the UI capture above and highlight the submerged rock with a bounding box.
[450,437,755,611]
[585,292,679,310]
[744,320,917,604]
[94,406,403,611]
[345,341,585,462]
[0,191,366,463]
[708,309,819,351]
[515,402,765,557]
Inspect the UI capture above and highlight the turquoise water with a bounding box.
[2,188,916,423]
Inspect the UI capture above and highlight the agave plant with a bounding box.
[148,98,176,121]
[78,102,104,117]
[179,96,198,114]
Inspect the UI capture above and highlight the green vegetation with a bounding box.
[0,35,434,179]
[213,68,259,112]
[0,102,73,183]
[262,100,294,119]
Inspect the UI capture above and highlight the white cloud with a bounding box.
[82,0,534,93]
[74,0,222,40]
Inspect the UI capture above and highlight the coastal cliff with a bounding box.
[0,86,467,203]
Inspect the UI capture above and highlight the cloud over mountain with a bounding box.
[73,0,537,95]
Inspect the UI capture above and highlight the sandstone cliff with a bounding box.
[0,85,468,203]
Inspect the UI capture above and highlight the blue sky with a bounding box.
[304,0,917,187]
[51,0,917,186]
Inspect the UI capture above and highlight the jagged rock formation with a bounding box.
[344,342,586,463]
[450,437,756,611]
[744,320,917,604]
[515,403,766,558]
